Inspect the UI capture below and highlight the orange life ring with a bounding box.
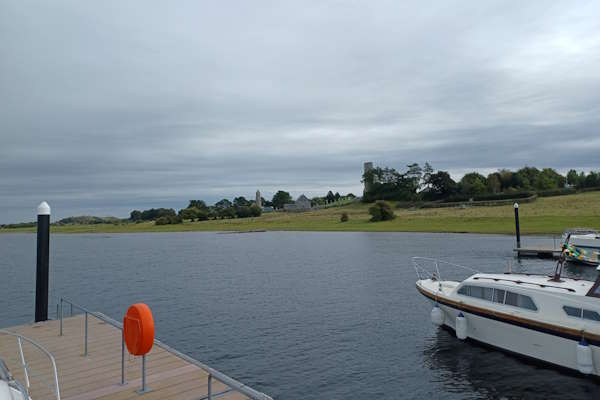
[123,303,155,356]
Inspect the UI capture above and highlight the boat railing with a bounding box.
[0,329,61,400]
[57,297,273,400]
[412,257,479,282]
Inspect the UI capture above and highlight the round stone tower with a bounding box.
[256,190,262,208]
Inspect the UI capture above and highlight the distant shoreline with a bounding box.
[1,191,599,236]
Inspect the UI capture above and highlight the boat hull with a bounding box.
[424,296,600,376]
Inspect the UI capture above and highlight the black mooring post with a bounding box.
[35,201,51,322]
[514,202,521,250]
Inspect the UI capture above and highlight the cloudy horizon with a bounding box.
[2,1,599,223]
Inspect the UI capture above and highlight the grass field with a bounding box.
[2,191,599,235]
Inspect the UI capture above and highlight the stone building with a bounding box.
[284,194,312,212]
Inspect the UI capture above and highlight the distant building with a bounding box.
[256,190,262,208]
[284,194,312,212]
[262,206,274,213]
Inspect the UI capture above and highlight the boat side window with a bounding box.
[516,294,538,311]
[458,285,503,303]
[470,286,494,301]
[563,305,582,318]
[493,289,505,303]
[505,291,538,311]
[563,306,600,322]
[583,309,600,321]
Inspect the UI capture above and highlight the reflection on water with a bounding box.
[424,329,600,400]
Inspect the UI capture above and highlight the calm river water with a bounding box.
[1,232,599,399]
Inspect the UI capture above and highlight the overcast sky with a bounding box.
[1,1,599,223]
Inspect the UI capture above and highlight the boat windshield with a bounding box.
[563,228,599,237]
[586,275,600,298]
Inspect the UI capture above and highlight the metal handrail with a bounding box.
[59,297,273,400]
[0,329,61,400]
[412,256,480,281]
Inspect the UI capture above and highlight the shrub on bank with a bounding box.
[340,212,349,222]
[155,215,183,225]
[369,201,395,222]
[155,217,169,225]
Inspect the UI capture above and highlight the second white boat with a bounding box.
[415,257,600,376]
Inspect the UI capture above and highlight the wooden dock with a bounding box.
[0,313,271,400]
[514,246,562,259]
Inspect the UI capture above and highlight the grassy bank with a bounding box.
[2,191,599,235]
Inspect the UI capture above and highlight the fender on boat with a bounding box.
[431,303,444,326]
[577,338,594,375]
[456,312,467,340]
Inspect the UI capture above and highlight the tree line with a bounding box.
[129,189,356,225]
[363,163,600,202]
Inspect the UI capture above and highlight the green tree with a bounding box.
[423,171,457,200]
[584,171,600,188]
[214,199,232,209]
[311,197,326,206]
[362,165,422,202]
[487,173,501,193]
[261,197,272,207]
[179,207,200,221]
[155,217,169,225]
[249,204,262,217]
[233,196,250,208]
[130,210,142,221]
[368,201,395,222]
[514,166,540,190]
[534,168,565,190]
[459,172,487,195]
[139,208,177,221]
[196,209,209,221]
[497,169,514,191]
[326,191,336,203]
[406,163,423,189]
[566,169,580,186]
[218,207,236,219]
[422,162,434,188]
[236,206,251,218]
[272,191,293,209]
[188,200,208,211]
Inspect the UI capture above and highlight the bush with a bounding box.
[249,204,262,217]
[155,217,169,225]
[340,212,349,222]
[155,215,182,225]
[196,210,209,221]
[368,201,395,222]
[236,206,251,218]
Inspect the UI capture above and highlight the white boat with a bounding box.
[414,257,600,376]
[0,330,60,400]
[562,228,600,266]
[0,360,29,400]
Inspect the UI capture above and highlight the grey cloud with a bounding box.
[1,0,600,222]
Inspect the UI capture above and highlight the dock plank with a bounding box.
[1,314,251,400]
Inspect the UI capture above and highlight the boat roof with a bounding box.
[464,273,595,296]
[563,227,599,235]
